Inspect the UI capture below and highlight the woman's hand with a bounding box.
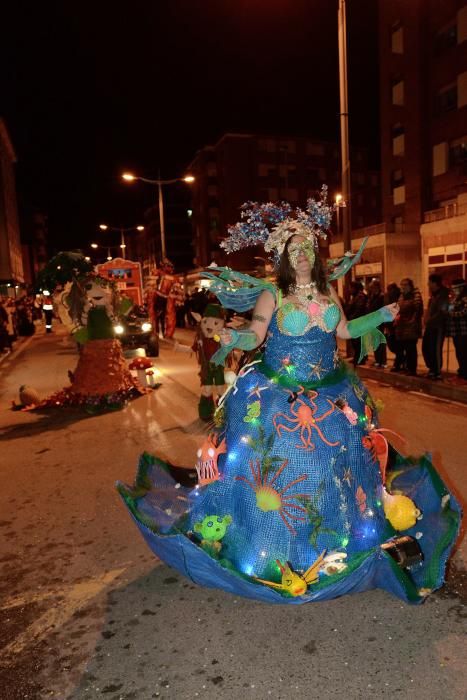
[384,302,400,320]
[219,328,234,346]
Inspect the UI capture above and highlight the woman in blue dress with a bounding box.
[118,190,461,604]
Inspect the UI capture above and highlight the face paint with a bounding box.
[288,240,316,268]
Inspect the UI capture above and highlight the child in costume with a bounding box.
[118,187,461,604]
[191,303,228,420]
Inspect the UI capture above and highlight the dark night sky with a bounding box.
[1,0,379,252]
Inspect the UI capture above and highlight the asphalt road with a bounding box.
[0,326,465,700]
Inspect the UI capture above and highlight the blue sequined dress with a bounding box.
[118,293,461,604]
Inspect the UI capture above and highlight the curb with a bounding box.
[357,365,467,405]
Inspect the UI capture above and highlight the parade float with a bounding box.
[37,252,147,411]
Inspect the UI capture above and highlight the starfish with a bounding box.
[342,467,353,487]
[308,358,324,380]
[248,383,269,400]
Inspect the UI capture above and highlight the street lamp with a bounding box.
[98,223,145,260]
[121,171,195,260]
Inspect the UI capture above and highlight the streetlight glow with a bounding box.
[84,256,91,262]
[122,173,136,181]
[335,193,343,205]
[120,243,126,249]
[136,225,144,231]
[99,224,108,230]
[183,175,195,183]
[91,243,98,249]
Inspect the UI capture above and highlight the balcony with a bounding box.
[424,202,467,223]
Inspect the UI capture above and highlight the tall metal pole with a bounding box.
[158,174,166,261]
[120,228,126,259]
[338,0,352,260]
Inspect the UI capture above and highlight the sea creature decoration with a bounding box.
[194,514,232,555]
[319,551,348,576]
[254,551,327,596]
[195,433,227,486]
[382,490,421,531]
[243,400,261,423]
[235,459,309,535]
[273,388,340,451]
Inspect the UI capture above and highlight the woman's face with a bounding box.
[287,235,315,272]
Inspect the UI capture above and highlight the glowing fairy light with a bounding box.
[243,564,254,576]
[240,436,250,444]
[341,537,349,547]
[260,550,267,557]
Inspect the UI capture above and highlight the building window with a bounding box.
[393,184,406,205]
[306,142,325,156]
[458,71,467,108]
[207,185,218,196]
[278,140,296,154]
[285,188,298,202]
[267,188,279,200]
[370,173,378,186]
[459,6,467,44]
[357,216,364,228]
[258,138,276,153]
[435,23,457,53]
[392,122,405,156]
[279,164,297,177]
[207,162,217,177]
[391,169,404,188]
[391,21,403,54]
[352,172,365,185]
[258,163,277,177]
[433,142,449,176]
[435,84,457,114]
[449,136,467,166]
[392,79,404,106]
[357,194,364,206]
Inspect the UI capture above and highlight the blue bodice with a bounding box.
[262,306,340,383]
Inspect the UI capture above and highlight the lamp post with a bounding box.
[122,172,195,261]
[98,224,144,260]
[338,0,352,258]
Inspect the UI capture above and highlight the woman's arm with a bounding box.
[219,289,276,349]
[328,285,398,339]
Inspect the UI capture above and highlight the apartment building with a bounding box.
[188,132,380,270]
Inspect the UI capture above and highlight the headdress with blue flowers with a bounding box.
[220,185,335,265]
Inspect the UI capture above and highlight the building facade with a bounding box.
[0,119,24,290]
[188,132,381,270]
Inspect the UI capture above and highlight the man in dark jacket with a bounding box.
[345,281,368,366]
[393,278,423,375]
[422,273,449,380]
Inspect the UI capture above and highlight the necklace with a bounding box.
[292,281,317,302]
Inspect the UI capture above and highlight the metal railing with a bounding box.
[424,202,467,223]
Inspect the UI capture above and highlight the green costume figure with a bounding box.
[191,304,228,420]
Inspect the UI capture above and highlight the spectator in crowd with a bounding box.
[0,299,12,352]
[367,279,387,368]
[446,278,467,384]
[393,278,423,375]
[422,273,449,380]
[345,281,368,366]
[384,282,401,363]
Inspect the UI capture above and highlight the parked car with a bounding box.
[113,305,159,357]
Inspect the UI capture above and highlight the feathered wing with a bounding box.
[202,267,276,312]
[327,237,368,281]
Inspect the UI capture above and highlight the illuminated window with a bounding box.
[391,22,403,54]
[392,79,404,106]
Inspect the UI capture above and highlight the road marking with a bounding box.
[1,567,126,656]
